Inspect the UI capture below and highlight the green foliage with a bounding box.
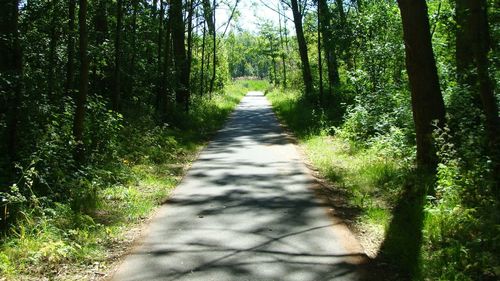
[0,81,249,279]
[226,31,271,78]
[267,87,406,227]
[422,126,500,280]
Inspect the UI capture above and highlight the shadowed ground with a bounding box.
[111,92,367,281]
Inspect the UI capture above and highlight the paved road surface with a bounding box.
[111,92,367,281]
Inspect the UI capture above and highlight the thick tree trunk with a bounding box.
[290,0,313,96]
[170,0,190,111]
[65,0,76,95]
[112,0,123,111]
[0,0,23,168]
[73,0,89,164]
[397,0,446,170]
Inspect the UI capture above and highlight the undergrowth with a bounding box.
[0,80,261,280]
[267,88,499,280]
[267,89,407,228]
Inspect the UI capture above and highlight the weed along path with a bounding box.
[111,92,367,281]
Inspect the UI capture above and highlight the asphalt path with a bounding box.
[111,91,367,281]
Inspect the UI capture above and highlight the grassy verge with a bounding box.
[267,89,406,255]
[267,88,499,280]
[0,80,266,280]
[266,89,410,258]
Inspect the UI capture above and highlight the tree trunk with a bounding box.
[456,0,475,85]
[317,1,324,102]
[335,0,352,71]
[209,0,216,95]
[283,4,290,89]
[200,20,206,96]
[92,0,109,98]
[202,0,215,35]
[0,0,23,169]
[73,0,89,164]
[156,0,165,118]
[112,0,123,111]
[397,0,446,170]
[278,3,287,89]
[320,0,340,93]
[170,0,190,111]
[460,0,500,193]
[129,0,139,99]
[47,0,58,103]
[356,0,362,12]
[270,37,277,85]
[164,14,172,103]
[290,0,313,96]
[65,0,76,95]
[187,0,194,79]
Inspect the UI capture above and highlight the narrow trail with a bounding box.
[111,92,367,281]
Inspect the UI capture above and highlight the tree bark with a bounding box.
[91,0,109,98]
[290,0,313,96]
[317,1,324,101]
[65,0,76,95]
[320,0,340,91]
[187,0,195,79]
[335,0,352,71]
[129,0,139,99]
[278,3,287,89]
[156,0,165,118]
[200,20,207,96]
[202,0,215,35]
[164,14,172,102]
[456,0,475,85]
[209,0,216,95]
[0,0,23,168]
[73,0,89,164]
[112,0,123,111]
[397,0,446,170]
[47,0,58,103]
[170,0,190,111]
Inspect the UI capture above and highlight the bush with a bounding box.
[422,126,500,280]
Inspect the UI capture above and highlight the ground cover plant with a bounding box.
[0,80,268,279]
